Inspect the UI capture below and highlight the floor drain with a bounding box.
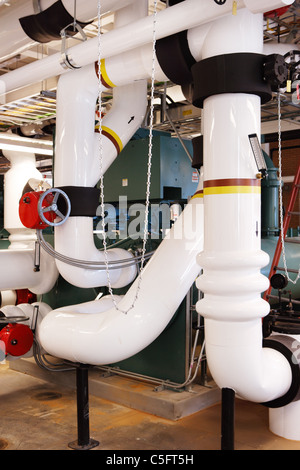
[0,439,9,450]
[33,391,63,401]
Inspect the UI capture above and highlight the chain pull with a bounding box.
[96,1,158,314]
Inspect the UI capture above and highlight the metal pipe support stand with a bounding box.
[221,387,235,451]
[68,364,100,450]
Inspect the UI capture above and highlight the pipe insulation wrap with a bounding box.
[19,0,91,44]
[262,335,300,408]
[39,192,204,365]
[204,319,293,403]
[195,8,294,406]
[0,149,58,294]
[0,0,294,96]
[53,1,148,289]
[0,0,137,62]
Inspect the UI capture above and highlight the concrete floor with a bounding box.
[1,363,300,451]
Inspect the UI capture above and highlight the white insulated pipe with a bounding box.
[0,149,58,294]
[196,9,292,404]
[53,1,148,289]
[0,0,294,98]
[39,179,204,365]
[0,0,136,63]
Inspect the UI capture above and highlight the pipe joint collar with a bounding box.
[262,335,300,408]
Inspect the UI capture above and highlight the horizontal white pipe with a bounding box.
[243,0,293,13]
[0,247,58,295]
[264,42,300,56]
[0,0,136,63]
[0,290,17,307]
[0,0,54,62]
[0,0,293,97]
[39,187,204,365]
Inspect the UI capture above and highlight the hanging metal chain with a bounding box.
[277,92,300,285]
[96,0,158,314]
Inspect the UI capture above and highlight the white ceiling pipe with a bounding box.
[196,9,293,404]
[53,1,148,289]
[0,0,136,63]
[39,179,204,365]
[61,0,137,23]
[0,0,55,62]
[0,0,294,98]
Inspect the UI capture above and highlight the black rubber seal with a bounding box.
[192,53,273,108]
[169,0,186,5]
[19,0,91,43]
[192,135,203,169]
[262,335,300,409]
[56,186,100,218]
[156,30,195,86]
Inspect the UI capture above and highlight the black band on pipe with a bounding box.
[192,53,273,108]
[262,335,300,409]
[56,186,100,218]
[19,0,91,43]
[156,30,195,86]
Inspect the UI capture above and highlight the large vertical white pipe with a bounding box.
[196,9,292,403]
[3,149,42,248]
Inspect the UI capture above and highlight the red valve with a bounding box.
[0,323,34,357]
[19,190,56,229]
[16,289,37,305]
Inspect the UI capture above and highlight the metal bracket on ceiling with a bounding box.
[32,0,42,14]
[60,22,87,70]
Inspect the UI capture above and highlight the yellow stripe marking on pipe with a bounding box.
[100,59,116,89]
[204,185,261,195]
[101,126,123,154]
[191,190,203,199]
[203,178,261,195]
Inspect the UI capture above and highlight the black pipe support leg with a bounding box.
[68,364,99,450]
[221,388,235,451]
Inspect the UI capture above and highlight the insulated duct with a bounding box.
[0,0,294,97]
